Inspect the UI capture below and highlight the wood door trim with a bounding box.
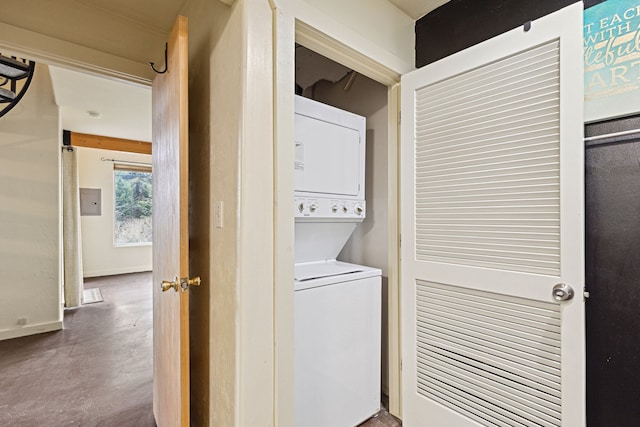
[67,131,152,154]
[176,14,190,427]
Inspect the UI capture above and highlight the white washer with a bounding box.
[294,260,381,427]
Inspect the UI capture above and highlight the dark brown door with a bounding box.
[586,123,640,426]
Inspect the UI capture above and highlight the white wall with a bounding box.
[76,147,152,277]
[0,64,62,340]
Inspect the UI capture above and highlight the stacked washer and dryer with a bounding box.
[293,95,382,427]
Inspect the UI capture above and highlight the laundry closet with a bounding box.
[293,46,390,426]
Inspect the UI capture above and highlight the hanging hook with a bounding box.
[149,43,168,74]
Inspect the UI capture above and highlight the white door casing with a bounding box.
[401,3,584,426]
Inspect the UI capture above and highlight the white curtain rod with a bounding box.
[100,157,151,167]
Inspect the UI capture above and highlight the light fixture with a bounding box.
[0,53,35,118]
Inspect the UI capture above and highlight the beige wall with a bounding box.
[0,64,62,340]
[76,147,153,278]
[181,0,274,425]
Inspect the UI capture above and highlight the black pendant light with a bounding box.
[0,53,36,118]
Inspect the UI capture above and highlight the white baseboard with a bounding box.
[83,266,152,278]
[0,320,63,341]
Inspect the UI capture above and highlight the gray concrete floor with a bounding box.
[0,271,400,427]
[0,272,155,427]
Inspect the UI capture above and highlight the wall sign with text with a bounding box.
[584,1,640,122]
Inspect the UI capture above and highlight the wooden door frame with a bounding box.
[273,10,404,424]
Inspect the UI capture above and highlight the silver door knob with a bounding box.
[552,283,574,301]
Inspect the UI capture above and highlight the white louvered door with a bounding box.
[400,4,584,427]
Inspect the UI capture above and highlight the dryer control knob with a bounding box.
[356,205,364,215]
[342,205,348,213]
[332,204,339,213]
[298,203,305,212]
[310,203,318,212]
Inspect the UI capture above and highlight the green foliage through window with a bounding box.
[114,170,152,245]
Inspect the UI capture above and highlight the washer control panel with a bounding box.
[295,197,365,219]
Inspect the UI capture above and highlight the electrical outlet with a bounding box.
[17,317,27,326]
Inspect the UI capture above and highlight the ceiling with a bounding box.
[387,0,450,19]
[73,0,188,34]
[49,66,151,142]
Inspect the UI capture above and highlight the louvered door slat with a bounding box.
[417,288,561,327]
[417,118,559,146]
[420,105,559,141]
[417,161,559,182]
[417,50,560,111]
[416,281,563,426]
[419,350,561,416]
[417,42,559,101]
[417,311,561,366]
[422,342,562,403]
[417,129,558,155]
[417,377,520,427]
[417,158,559,181]
[415,231,558,244]
[417,365,560,427]
[418,141,559,167]
[417,328,561,392]
[419,280,561,312]
[424,92,559,131]
[416,294,560,338]
[418,195,558,206]
[414,40,562,273]
[417,357,561,425]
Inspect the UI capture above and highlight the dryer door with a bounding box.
[294,95,365,199]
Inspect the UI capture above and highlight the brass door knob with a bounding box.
[161,276,179,292]
[179,276,201,291]
[162,276,201,293]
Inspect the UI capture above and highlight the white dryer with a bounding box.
[294,95,381,427]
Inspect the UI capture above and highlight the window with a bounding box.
[114,165,152,246]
